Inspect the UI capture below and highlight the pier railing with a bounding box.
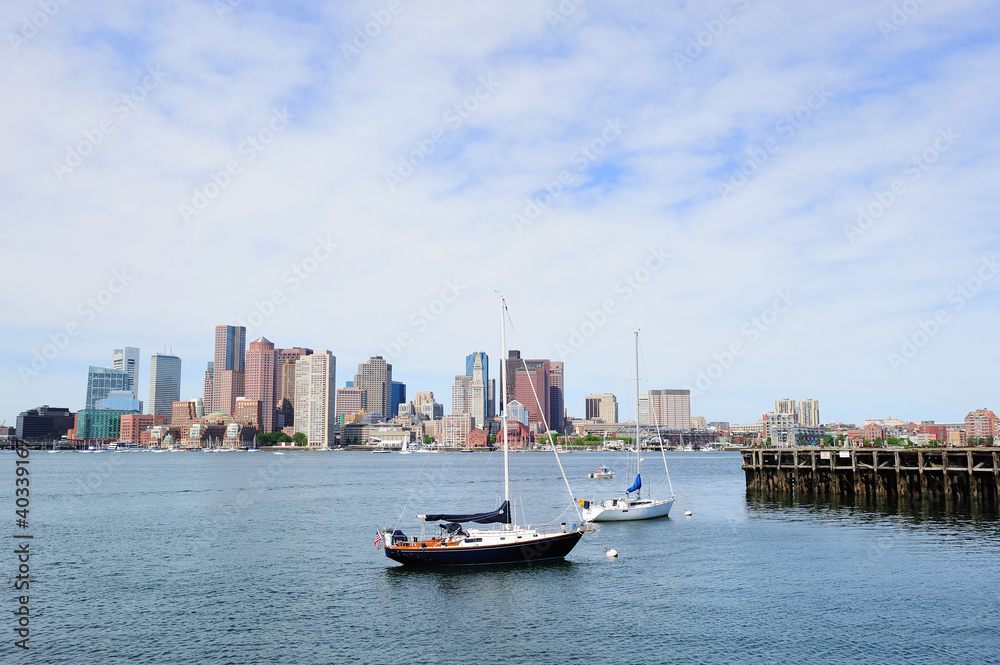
[742,447,1000,506]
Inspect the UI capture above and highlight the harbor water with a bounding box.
[5,450,999,664]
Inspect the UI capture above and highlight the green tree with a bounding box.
[423,436,435,445]
[292,432,308,446]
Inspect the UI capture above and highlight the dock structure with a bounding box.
[742,447,1000,506]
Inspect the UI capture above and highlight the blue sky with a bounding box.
[2,0,998,427]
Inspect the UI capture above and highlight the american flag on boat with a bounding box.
[374,528,383,549]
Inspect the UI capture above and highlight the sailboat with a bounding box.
[580,330,676,522]
[380,296,590,566]
[398,440,411,455]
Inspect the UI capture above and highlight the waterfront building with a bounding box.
[391,381,406,418]
[171,400,199,429]
[246,337,277,432]
[469,353,486,428]
[75,408,137,440]
[234,397,262,430]
[648,389,692,431]
[421,400,444,420]
[465,351,492,419]
[798,399,820,427]
[864,422,886,442]
[353,356,392,421]
[120,414,169,444]
[111,346,141,398]
[149,354,181,417]
[691,416,708,429]
[441,413,474,447]
[294,350,336,447]
[212,325,246,414]
[336,387,367,424]
[503,351,564,431]
[731,422,765,440]
[15,406,75,440]
[585,393,618,424]
[85,366,131,410]
[965,409,998,440]
[97,390,142,412]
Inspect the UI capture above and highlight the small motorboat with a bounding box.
[588,466,614,479]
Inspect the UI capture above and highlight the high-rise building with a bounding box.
[506,400,529,426]
[638,394,650,426]
[452,375,473,415]
[798,399,820,427]
[775,398,797,416]
[212,325,246,414]
[353,356,391,419]
[414,391,435,415]
[171,400,199,429]
[585,393,618,424]
[502,351,563,431]
[85,366,131,410]
[336,387,367,424]
[148,354,181,417]
[469,353,486,429]
[246,337,277,432]
[274,347,312,428]
[294,350,336,447]
[203,361,214,413]
[120,414,169,444]
[648,389,691,430]
[465,351,492,419]
[965,409,998,440]
[112,346,141,398]
[391,381,406,418]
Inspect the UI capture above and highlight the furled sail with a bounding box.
[627,474,641,494]
[423,500,511,524]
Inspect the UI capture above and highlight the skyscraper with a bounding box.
[465,351,492,418]
[85,366,130,410]
[798,399,820,427]
[294,351,336,447]
[336,387,366,424]
[246,337,277,432]
[775,398,797,416]
[391,381,406,418]
[149,354,181,417]
[203,361,214,413]
[452,374,473,415]
[274,347,312,428]
[353,356,391,419]
[213,325,246,415]
[112,346,141,398]
[502,351,563,431]
[469,352,486,428]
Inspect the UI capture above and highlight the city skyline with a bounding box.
[2,3,998,429]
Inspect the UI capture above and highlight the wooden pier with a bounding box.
[742,447,1000,506]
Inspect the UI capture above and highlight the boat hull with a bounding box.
[584,498,674,522]
[384,531,584,566]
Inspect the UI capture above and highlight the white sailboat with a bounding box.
[398,440,411,454]
[580,330,676,522]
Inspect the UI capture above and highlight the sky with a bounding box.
[2,0,998,428]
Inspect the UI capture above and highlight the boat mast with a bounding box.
[634,329,641,500]
[500,295,510,527]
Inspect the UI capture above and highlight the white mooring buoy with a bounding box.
[605,548,618,558]
[684,510,693,517]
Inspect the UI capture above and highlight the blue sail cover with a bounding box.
[627,474,641,494]
[423,500,511,525]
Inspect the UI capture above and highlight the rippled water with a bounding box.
[4,450,998,664]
